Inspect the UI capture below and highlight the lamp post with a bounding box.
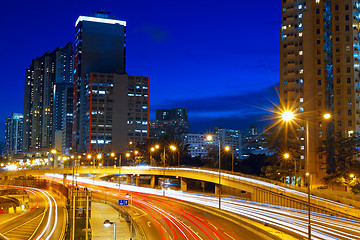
[97,154,102,168]
[206,135,222,209]
[280,110,331,240]
[126,193,133,240]
[134,150,139,165]
[150,147,155,166]
[170,145,177,166]
[103,219,116,240]
[87,154,92,166]
[50,149,57,167]
[224,146,234,173]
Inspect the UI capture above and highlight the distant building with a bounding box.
[75,72,149,153]
[215,127,242,159]
[73,11,127,152]
[0,142,4,156]
[184,127,242,159]
[23,42,74,153]
[241,125,267,158]
[5,113,23,157]
[150,108,188,139]
[183,133,211,158]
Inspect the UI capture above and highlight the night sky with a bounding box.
[0,0,281,140]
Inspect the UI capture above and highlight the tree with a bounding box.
[319,132,360,191]
[261,124,304,182]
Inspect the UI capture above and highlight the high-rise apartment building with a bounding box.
[77,72,149,153]
[23,43,74,152]
[4,113,23,157]
[73,11,127,152]
[280,0,360,185]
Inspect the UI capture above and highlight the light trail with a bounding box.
[46,173,360,240]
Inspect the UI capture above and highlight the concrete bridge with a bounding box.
[1,166,359,219]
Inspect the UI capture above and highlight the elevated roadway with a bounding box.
[1,166,359,220]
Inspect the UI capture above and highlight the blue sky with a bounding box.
[0,0,281,140]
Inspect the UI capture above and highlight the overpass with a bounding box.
[1,166,359,219]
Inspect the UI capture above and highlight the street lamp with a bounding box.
[206,134,222,209]
[125,193,133,240]
[103,219,116,240]
[224,146,234,173]
[150,147,156,166]
[306,172,311,240]
[280,110,331,240]
[169,145,179,166]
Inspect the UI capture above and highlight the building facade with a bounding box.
[150,108,189,139]
[215,127,242,159]
[23,42,74,152]
[280,0,360,185]
[241,125,267,158]
[184,128,241,159]
[4,113,23,157]
[183,133,212,158]
[73,11,127,152]
[77,73,149,153]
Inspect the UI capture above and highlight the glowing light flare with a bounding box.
[6,164,18,171]
[284,153,290,159]
[281,111,295,121]
[323,113,331,119]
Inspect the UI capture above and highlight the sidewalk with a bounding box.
[91,202,131,240]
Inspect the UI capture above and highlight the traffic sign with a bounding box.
[118,200,129,206]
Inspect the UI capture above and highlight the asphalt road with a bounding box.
[90,185,281,240]
[0,186,66,240]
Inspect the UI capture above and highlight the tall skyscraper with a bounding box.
[5,113,23,157]
[23,42,74,152]
[73,11,149,153]
[77,72,149,153]
[280,1,360,185]
[73,11,127,152]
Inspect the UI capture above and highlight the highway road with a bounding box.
[52,173,360,240]
[90,185,285,240]
[0,186,66,240]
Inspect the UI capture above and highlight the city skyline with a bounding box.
[0,0,281,140]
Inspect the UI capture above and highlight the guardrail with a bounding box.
[92,192,146,240]
[2,166,360,220]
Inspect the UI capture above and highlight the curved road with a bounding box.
[0,186,66,240]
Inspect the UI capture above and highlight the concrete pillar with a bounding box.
[150,175,156,188]
[135,175,140,186]
[4,176,8,190]
[126,174,131,184]
[63,174,67,186]
[250,190,257,202]
[180,178,187,192]
[215,184,221,195]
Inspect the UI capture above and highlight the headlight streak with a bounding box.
[145,196,232,240]
[35,189,52,240]
[46,173,360,240]
[136,199,193,240]
[44,191,58,240]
